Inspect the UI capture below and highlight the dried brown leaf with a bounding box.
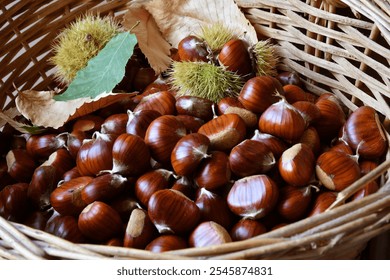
[123,7,173,74]
[15,90,136,129]
[131,0,258,48]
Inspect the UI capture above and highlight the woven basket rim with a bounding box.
[0,0,390,260]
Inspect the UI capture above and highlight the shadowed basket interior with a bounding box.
[0,0,389,260]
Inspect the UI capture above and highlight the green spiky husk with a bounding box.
[199,23,236,53]
[252,40,279,77]
[170,61,244,103]
[50,14,121,85]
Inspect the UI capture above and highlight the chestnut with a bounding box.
[146,235,188,252]
[6,149,36,183]
[110,133,151,177]
[126,109,161,139]
[76,132,115,176]
[78,201,123,242]
[218,39,252,76]
[45,212,86,243]
[177,35,209,62]
[238,76,284,114]
[175,95,214,121]
[171,133,211,177]
[308,191,337,217]
[135,169,175,207]
[50,176,93,216]
[198,113,246,151]
[229,219,267,241]
[189,221,232,248]
[148,189,200,234]
[258,96,306,143]
[195,188,235,230]
[80,173,128,204]
[100,113,128,136]
[344,106,388,159]
[278,143,315,187]
[277,185,313,221]
[134,91,176,116]
[123,209,158,249]
[316,150,361,191]
[145,115,187,166]
[229,139,275,177]
[227,174,279,219]
[194,151,231,191]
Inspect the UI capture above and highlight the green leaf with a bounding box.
[54,32,137,101]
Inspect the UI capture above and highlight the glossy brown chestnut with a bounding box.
[175,115,205,134]
[250,130,287,160]
[65,130,88,159]
[227,174,279,219]
[100,113,128,136]
[278,143,315,187]
[316,150,361,191]
[218,39,252,76]
[134,91,176,116]
[123,208,158,249]
[62,166,81,182]
[45,212,86,243]
[177,35,209,62]
[76,132,115,176]
[81,173,128,204]
[148,189,200,234]
[217,96,245,114]
[78,201,123,242]
[50,176,93,216]
[111,133,151,177]
[0,183,29,222]
[145,235,188,252]
[126,109,162,139]
[292,101,321,125]
[189,221,232,248]
[283,84,316,103]
[175,95,215,122]
[72,114,104,135]
[299,126,321,156]
[258,97,306,143]
[277,185,313,221]
[276,71,302,87]
[26,133,67,160]
[28,165,59,210]
[238,76,284,114]
[195,188,235,230]
[145,115,187,166]
[308,191,337,217]
[171,133,211,177]
[194,151,231,191]
[229,219,267,241]
[135,169,175,207]
[198,113,246,151]
[344,106,388,159]
[110,195,141,223]
[314,94,346,142]
[229,139,275,177]
[6,149,36,183]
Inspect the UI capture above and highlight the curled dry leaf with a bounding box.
[123,7,172,74]
[16,90,136,129]
[124,0,258,73]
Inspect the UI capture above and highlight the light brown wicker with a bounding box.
[0,0,389,260]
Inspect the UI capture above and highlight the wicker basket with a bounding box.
[0,0,389,260]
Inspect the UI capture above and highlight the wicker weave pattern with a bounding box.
[237,0,390,120]
[0,0,389,260]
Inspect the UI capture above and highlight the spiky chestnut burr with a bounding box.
[170,61,243,103]
[250,39,279,77]
[50,14,121,85]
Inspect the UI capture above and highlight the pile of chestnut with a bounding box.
[0,41,388,253]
